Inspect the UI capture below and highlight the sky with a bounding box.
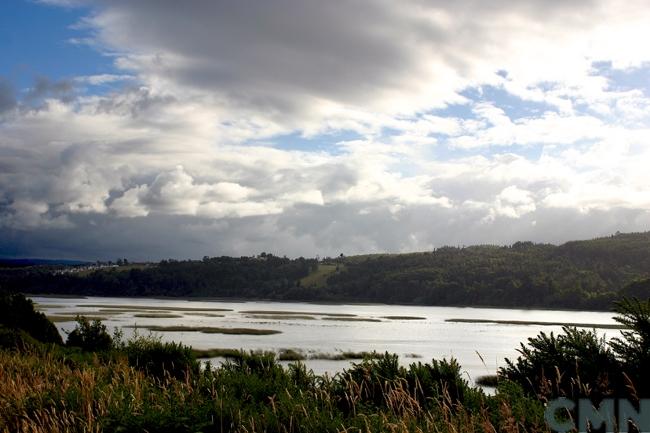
[1,0,650,261]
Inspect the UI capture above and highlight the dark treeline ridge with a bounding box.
[325,232,650,309]
[0,254,318,298]
[2,231,650,310]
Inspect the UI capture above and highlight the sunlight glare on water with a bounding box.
[33,296,618,385]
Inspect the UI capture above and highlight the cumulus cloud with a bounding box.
[0,200,72,230]
[113,165,281,218]
[449,104,607,149]
[2,0,650,259]
[78,1,650,125]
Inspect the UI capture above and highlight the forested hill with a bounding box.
[2,232,650,310]
[324,232,650,309]
[0,255,318,299]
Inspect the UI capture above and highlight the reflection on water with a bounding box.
[32,296,617,385]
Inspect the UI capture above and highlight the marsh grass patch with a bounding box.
[81,304,233,312]
[446,318,625,329]
[46,314,114,323]
[133,313,184,318]
[322,317,382,322]
[192,348,244,359]
[192,347,383,361]
[240,310,357,317]
[184,312,226,317]
[245,314,317,320]
[98,308,160,314]
[475,374,499,387]
[309,350,383,360]
[127,325,281,335]
[277,349,305,361]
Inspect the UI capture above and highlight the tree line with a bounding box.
[2,232,650,309]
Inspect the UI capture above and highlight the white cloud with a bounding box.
[69,0,648,134]
[74,74,135,85]
[110,186,148,217]
[492,186,537,219]
[0,200,72,230]
[450,104,606,149]
[3,0,650,257]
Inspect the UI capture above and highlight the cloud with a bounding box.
[449,103,607,149]
[27,76,75,101]
[491,186,536,219]
[2,0,650,259]
[74,0,650,126]
[113,165,280,218]
[74,74,135,85]
[0,200,72,230]
[0,77,16,114]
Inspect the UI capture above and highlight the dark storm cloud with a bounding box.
[0,77,16,114]
[83,0,617,118]
[25,76,75,105]
[1,204,648,261]
[94,1,419,104]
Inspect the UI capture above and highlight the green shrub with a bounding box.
[66,315,113,352]
[405,358,471,406]
[501,297,650,402]
[221,350,279,377]
[610,297,650,396]
[500,326,619,401]
[122,333,198,380]
[287,361,316,390]
[336,353,477,415]
[338,352,401,409]
[489,379,547,431]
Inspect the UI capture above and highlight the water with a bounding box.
[32,296,618,386]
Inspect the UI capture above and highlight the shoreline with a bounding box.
[446,318,624,329]
[26,292,616,314]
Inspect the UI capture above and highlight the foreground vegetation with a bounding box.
[1,348,549,433]
[3,231,650,310]
[1,291,650,432]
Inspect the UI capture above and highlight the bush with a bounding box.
[610,297,650,396]
[339,352,402,409]
[0,291,62,345]
[121,332,198,380]
[489,379,546,431]
[501,297,650,403]
[405,358,471,406]
[500,326,619,401]
[66,316,114,352]
[336,353,476,414]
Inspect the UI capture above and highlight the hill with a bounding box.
[2,232,650,310]
[324,232,650,309]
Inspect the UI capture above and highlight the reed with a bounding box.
[0,348,550,433]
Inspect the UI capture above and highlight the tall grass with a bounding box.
[0,348,549,433]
